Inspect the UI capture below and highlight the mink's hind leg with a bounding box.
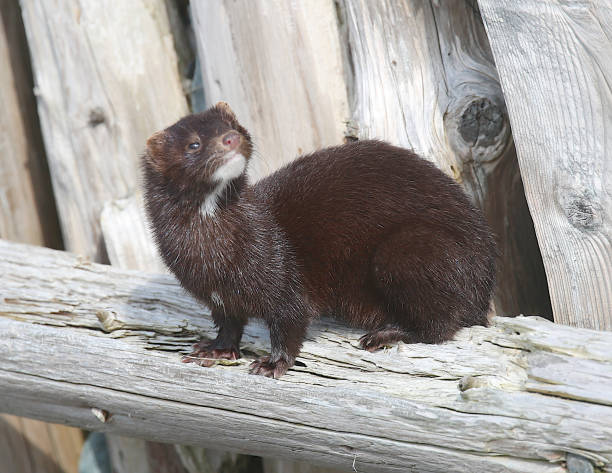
[358,325,418,352]
[182,309,245,367]
[370,226,490,345]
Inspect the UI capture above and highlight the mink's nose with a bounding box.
[146,130,167,153]
[221,131,241,151]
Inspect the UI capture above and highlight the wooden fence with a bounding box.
[1,1,610,472]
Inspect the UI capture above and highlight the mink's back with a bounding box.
[255,140,496,324]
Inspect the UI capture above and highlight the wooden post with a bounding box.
[0,415,83,473]
[340,0,552,317]
[191,0,350,181]
[478,0,612,330]
[20,0,188,261]
[1,239,610,473]
[0,0,61,249]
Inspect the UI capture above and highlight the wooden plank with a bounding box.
[477,0,612,329]
[0,239,610,473]
[0,415,83,473]
[191,0,349,181]
[263,459,347,473]
[0,0,62,248]
[340,0,552,317]
[100,195,166,273]
[20,0,188,261]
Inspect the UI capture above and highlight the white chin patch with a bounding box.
[200,151,246,218]
[212,151,246,182]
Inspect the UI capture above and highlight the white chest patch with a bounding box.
[200,151,246,218]
[210,291,224,308]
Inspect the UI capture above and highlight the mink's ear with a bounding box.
[215,101,236,118]
[145,130,168,173]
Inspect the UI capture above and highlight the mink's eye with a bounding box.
[188,142,200,150]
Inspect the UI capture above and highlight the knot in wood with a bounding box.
[458,375,477,392]
[563,196,602,231]
[458,98,504,147]
[343,120,360,143]
[88,107,106,127]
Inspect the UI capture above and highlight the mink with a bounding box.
[142,102,497,379]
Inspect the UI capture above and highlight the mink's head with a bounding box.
[143,102,252,197]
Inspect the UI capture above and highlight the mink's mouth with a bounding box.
[221,150,240,162]
[211,150,247,183]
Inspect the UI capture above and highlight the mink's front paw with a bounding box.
[249,356,291,379]
[182,343,241,367]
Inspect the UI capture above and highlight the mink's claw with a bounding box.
[249,356,291,379]
[182,347,240,367]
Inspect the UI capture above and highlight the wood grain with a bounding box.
[20,0,188,261]
[0,239,609,473]
[478,0,612,329]
[0,0,62,248]
[101,194,166,273]
[0,415,83,473]
[340,0,552,317]
[191,0,349,182]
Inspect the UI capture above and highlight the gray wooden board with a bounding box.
[20,0,188,261]
[0,0,61,249]
[191,0,349,182]
[0,240,610,472]
[478,0,612,329]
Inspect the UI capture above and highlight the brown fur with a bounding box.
[142,103,497,378]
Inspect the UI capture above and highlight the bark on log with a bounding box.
[1,239,610,473]
[339,0,552,318]
[20,0,188,261]
[191,0,350,182]
[478,0,612,330]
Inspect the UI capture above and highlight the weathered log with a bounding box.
[478,0,612,330]
[190,0,349,181]
[20,0,188,261]
[1,239,610,473]
[340,0,552,318]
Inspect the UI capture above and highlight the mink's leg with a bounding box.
[182,309,245,367]
[249,313,309,379]
[359,325,419,352]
